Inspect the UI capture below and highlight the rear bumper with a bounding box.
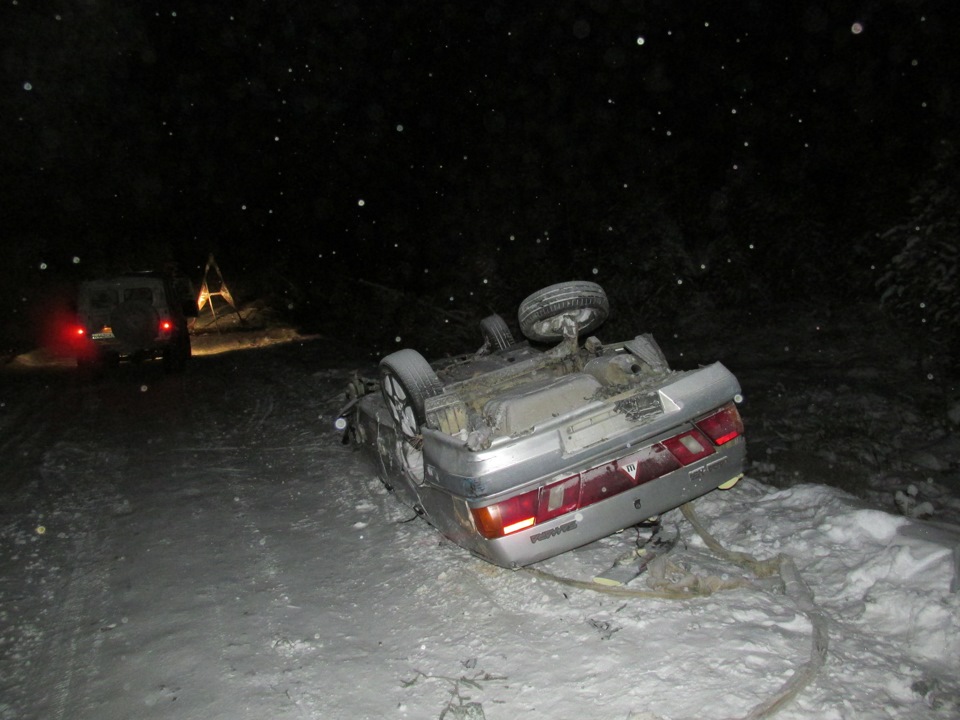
[464,436,746,567]
[78,333,184,361]
[89,340,162,355]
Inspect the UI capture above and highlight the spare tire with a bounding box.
[518,281,609,343]
[111,300,160,346]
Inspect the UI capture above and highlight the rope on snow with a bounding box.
[523,501,830,720]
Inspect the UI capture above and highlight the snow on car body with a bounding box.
[343,282,746,568]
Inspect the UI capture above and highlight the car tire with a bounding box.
[111,300,160,346]
[379,349,444,440]
[479,314,516,352]
[518,281,609,342]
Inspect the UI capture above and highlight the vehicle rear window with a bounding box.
[90,289,118,309]
[123,287,154,303]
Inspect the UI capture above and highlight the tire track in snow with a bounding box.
[0,368,147,719]
[40,531,110,720]
[0,396,47,464]
[172,363,336,716]
[183,475,297,713]
[0,379,68,496]
[16,440,123,720]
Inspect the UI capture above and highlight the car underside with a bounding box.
[341,281,746,568]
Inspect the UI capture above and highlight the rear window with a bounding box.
[123,287,155,303]
[89,289,118,309]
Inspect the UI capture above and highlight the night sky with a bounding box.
[2,1,957,354]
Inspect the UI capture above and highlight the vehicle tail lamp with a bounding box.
[68,325,89,345]
[470,402,743,539]
[661,430,714,465]
[160,320,173,332]
[694,402,744,446]
[471,492,538,539]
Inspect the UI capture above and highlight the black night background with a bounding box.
[2,1,957,363]
[3,5,960,716]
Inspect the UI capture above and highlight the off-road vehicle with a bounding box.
[72,271,197,372]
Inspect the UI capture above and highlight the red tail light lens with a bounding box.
[537,474,580,522]
[471,402,742,540]
[472,489,539,539]
[473,474,584,539]
[580,462,636,507]
[630,443,682,484]
[67,325,89,346]
[160,320,173,332]
[695,402,744,446]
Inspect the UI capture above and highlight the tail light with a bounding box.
[662,430,714,465]
[694,402,744,446]
[472,493,538,539]
[67,325,89,345]
[470,401,744,540]
[160,320,173,333]
[580,461,637,507]
[538,474,580,521]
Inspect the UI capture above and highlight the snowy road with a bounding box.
[1,340,957,719]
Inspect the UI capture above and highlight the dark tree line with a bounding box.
[2,2,957,365]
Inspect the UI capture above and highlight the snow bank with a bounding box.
[1,350,958,720]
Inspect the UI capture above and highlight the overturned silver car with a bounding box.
[339,281,745,568]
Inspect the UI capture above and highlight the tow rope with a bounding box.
[524,501,829,720]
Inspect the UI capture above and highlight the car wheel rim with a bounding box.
[533,308,603,338]
[382,372,419,439]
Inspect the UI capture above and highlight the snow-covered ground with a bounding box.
[1,325,958,719]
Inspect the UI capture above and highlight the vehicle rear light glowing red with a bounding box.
[67,325,90,347]
[471,403,742,540]
[472,489,539,539]
[695,402,744,446]
[160,320,173,332]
